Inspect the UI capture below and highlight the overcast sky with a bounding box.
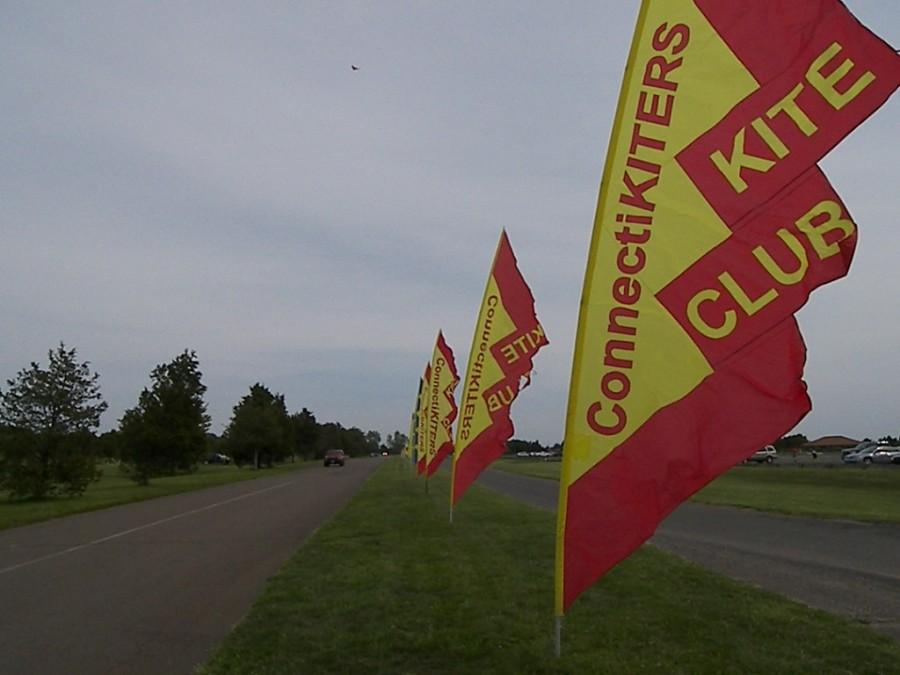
[1,2,897,444]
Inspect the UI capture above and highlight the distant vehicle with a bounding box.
[381,451,389,457]
[324,449,346,467]
[841,440,879,460]
[205,453,231,465]
[746,446,777,464]
[516,451,530,457]
[871,447,900,465]
[842,447,879,464]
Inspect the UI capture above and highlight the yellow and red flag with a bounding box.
[451,231,548,505]
[424,331,460,477]
[416,363,431,476]
[556,0,898,614]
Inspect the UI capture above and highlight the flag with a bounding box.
[417,363,431,476]
[451,231,549,505]
[424,331,460,477]
[405,377,424,463]
[556,0,899,614]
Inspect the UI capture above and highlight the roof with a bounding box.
[804,435,860,448]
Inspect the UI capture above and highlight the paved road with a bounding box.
[477,469,900,641]
[0,458,379,675]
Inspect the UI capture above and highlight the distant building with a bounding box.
[804,435,860,450]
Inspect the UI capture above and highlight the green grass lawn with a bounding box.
[695,466,900,522]
[200,461,900,674]
[494,459,900,523]
[0,460,314,532]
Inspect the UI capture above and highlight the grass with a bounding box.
[494,459,900,523]
[695,466,900,523]
[0,460,314,531]
[495,458,563,481]
[200,461,900,674]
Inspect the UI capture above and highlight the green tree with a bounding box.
[314,422,343,459]
[315,423,362,457]
[385,431,407,454]
[205,432,224,457]
[506,438,545,456]
[224,384,291,468]
[93,430,122,462]
[773,433,808,452]
[0,344,107,498]
[119,350,210,484]
[290,407,319,460]
[364,430,382,454]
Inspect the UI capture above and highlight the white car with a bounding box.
[746,445,777,464]
[843,447,880,464]
[841,440,879,460]
[871,447,900,465]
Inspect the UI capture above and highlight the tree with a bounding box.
[385,431,407,454]
[290,408,319,460]
[119,350,210,484]
[773,433,808,452]
[0,344,107,498]
[93,430,122,463]
[506,438,545,456]
[364,430,382,454]
[223,384,291,468]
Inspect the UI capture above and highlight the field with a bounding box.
[494,459,900,523]
[0,460,314,531]
[200,461,900,674]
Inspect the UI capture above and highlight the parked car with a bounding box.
[841,440,879,460]
[205,453,231,465]
[746,445,777,464]
[842,447,880,464]
[324,449,347,467]
[871,447,900,465]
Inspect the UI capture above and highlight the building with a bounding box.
[803,435,861,451]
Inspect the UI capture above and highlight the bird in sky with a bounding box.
[351,64,360,71]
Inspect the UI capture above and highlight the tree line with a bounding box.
[0,344,406,499]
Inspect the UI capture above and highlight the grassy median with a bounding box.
[200,461,900,674]
[494,459,900,523]
[0,461,314,531]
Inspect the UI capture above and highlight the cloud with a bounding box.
[1,2,897,442]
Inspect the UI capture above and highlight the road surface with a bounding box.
[0,458,379,675]
[477,468,900,641]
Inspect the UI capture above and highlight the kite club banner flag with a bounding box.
[555,0,899,614]
[406,377,424,464]
[424,331,460,477]
[416,363,431,476]
[450,231,549,505]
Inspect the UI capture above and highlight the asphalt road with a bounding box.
[476,468,900,641]
[0,458,379,675]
